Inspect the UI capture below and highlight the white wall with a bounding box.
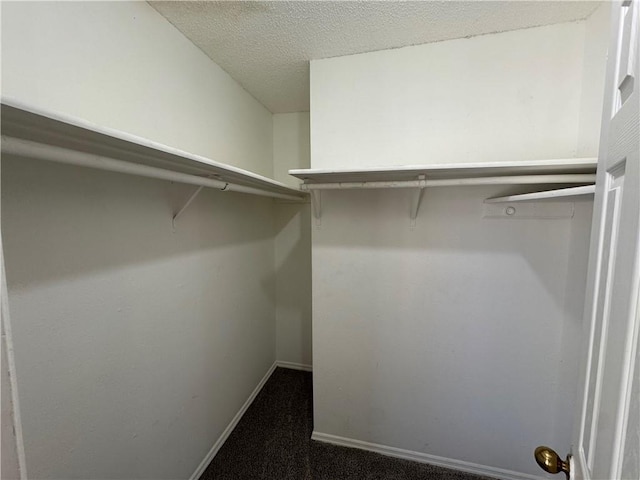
[1,2,280,478]
[311,22,586,169]
[273,113,310,189]
[577,2,611,157]
[1,1,274,178]
[273,113,312,367]
[2,158,276,479]
[275,204,312,368]
[311,188,593,477]
[309,17,609,479]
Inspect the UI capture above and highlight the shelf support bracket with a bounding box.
[172,186,204,229]
[410,175,427,228]
[310,189,322,226]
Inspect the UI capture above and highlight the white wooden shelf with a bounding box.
[485,185,596,203]
[289,159,597,185]
[289,160,597,225]
[1,99,307,202]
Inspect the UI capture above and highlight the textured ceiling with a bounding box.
[149,1,600,113]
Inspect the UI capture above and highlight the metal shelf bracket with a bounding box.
[310,189,322,226]
[410,175,427,228]
[172,186,205,229]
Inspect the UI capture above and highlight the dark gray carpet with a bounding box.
[200,368,493,480]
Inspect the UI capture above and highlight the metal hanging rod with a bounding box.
[1,136,303,202]
[300,174,597,191]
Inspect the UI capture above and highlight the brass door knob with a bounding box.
[534,446,570,479]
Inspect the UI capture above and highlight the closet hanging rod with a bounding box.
[1,136,303,202]
[300,174,596,190]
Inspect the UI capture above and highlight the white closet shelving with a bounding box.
[485,184,596,203]
[289,159,597,185]
[1,100,307,202]
[289,159,597,222]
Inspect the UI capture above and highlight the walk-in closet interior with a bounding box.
[2,2,635,480]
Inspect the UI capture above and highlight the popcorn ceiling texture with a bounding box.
[149,1,600,113]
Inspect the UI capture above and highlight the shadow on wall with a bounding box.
[310,186,593,311]
[273,202,313,365]
[2,156,276,290]
[274,202,312,310]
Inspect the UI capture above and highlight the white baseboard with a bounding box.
[189,366,538,480]
[189,362,278,480]
[275,360,313,372]
[311,431,544,480]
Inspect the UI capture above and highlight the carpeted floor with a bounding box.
[200,368,493,480]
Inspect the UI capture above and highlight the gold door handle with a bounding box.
[534,446,570,479]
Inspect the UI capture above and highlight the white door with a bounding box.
[570,1,639,479]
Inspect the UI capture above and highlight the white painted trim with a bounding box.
[1,226,28,480]
[188,360,311,480]
[574,445,590,480]
[614,251,640,478]
[188,361,278,480]
[276,361,313,372]
[311,431,545,480]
